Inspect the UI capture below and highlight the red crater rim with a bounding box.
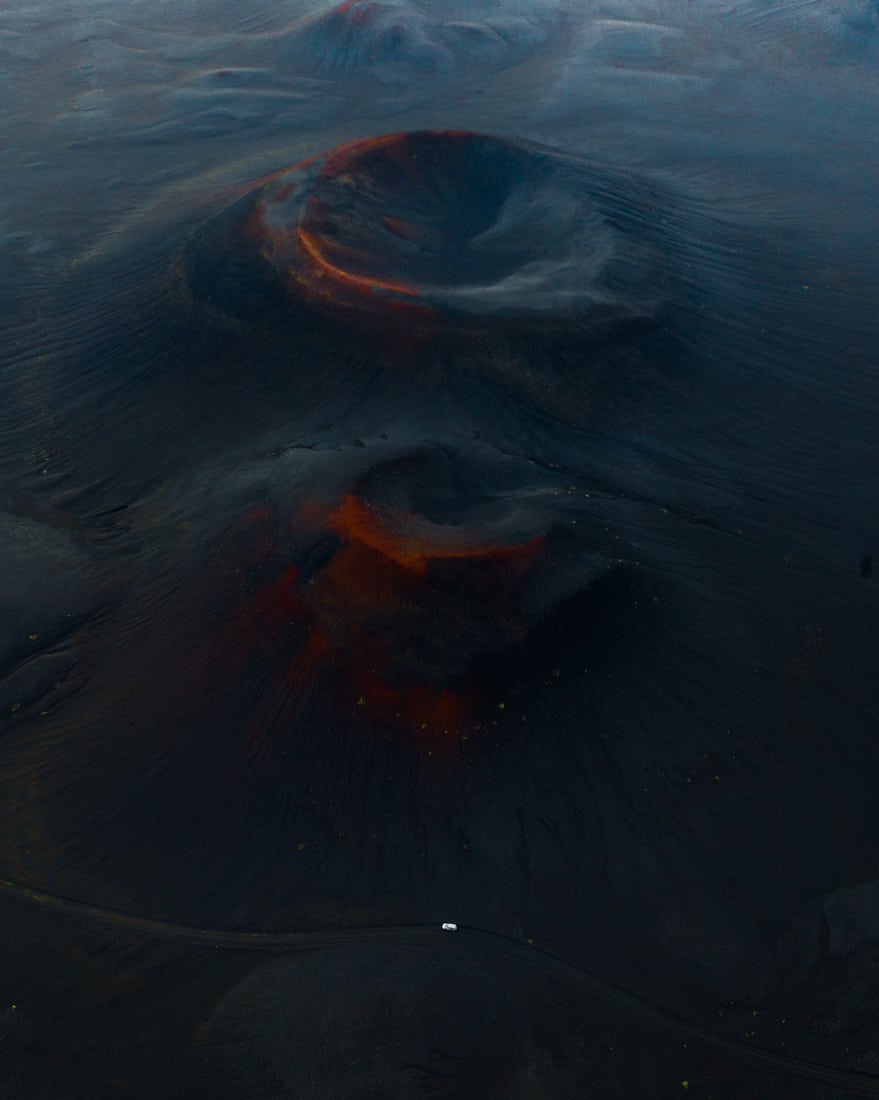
[227,490,548,737]
[199,128,655,328]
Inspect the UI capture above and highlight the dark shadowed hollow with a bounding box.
[0,1,878,1097]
